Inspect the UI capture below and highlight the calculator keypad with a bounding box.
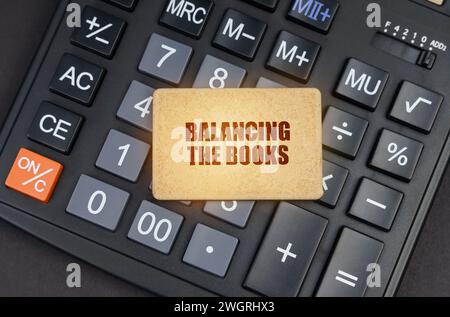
[193,55,247,88]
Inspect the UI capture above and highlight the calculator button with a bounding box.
[117,81,155,132]
[322,107,369,159]
[71,6,126,58]
[160,0,214,38]
[244,203,327,297]
[139,33,193,85]
[320,161,349,208]
[204,201,254,228]
[349,178,403,231]
[183,224,238,277]
[96,129,150,182]
[49,54,105,106]
[103,0,138,11]
[287,0,339,33]
[256,77,285,88]
[66,175,129,231]
[128,200,184,254]
[316,228,383,297]
[27,102,83,154]
[266,30,321,83]
[369,130,423,181]
[5,148,63,203]
[213,9,267,61]
[193,55,247,88]
[389,81,444,133]
[335,59,389,110]
[243,0,279,11]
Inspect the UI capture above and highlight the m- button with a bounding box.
[50,54,105,106]
[27,102,84,154]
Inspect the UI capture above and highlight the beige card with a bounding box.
[152,88,323,201]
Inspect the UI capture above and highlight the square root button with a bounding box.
[183,224,239,277]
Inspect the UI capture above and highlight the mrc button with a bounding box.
[335,59,389,111]
[27,102,83,154]
[50,54,105,106]
[160,0,214,38]
[287,0,339,33]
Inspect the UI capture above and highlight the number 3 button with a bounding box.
[96,129,150,182]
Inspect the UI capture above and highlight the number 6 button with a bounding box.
[96,129,150,182]
[128,201,184,254]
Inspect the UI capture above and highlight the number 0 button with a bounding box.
[66,175,130,231]
[128,201,184,254]
[96,129,150,182]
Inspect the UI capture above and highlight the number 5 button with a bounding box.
[96,129,150,182]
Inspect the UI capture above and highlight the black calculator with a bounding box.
[0,0,449,297]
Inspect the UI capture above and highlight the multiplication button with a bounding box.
[369,130,423,182]
[320,161,349,208]
[71,6,126,58]
[389,81,444,133]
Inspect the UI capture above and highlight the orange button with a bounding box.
[5,148,63,203]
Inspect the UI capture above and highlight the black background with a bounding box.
[0,0,449,296]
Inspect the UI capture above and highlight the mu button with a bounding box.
[5,148,63,203]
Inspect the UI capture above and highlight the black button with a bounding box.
[103,0,137,11]
[27,102,84,154]
[160,0,214,38]
[244,203,327,297]
[213,9,267,61]
[389,81,444,133]
[322,107,369,159]
[71,7,126,58]
[266,31,321,83]
[243,0,279,11]
[349,178,403,231]
[287,0,339,33]
[335,58,389,110]
[369,130,423,182]
[49,54,105,106]
[316,228,383,297]
[320,161,349,208]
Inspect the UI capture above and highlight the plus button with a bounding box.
[276,243,297,263]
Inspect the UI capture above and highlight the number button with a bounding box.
[66,175,130,231]
[71,6,126,58]
[139,33,193,85]
[266,30,321,83]
[204,201,255,228]
[256,77,285,88]
[193,55,247,88]
[27,102,83,154]
[128,201,184,254]
[117,81,155,132]
[369,130,423,182]
[96,130,150,182]
[49,54,105,106]
[389,81,444,133]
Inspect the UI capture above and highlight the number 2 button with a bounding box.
[96,130,150,182]
[139,33,193,86]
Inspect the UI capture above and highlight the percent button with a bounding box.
[370,130,423,182]
[5,148,64,203]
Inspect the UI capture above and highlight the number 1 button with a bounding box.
[96,130,150,182]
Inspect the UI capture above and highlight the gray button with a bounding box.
[128,200,184,254]
[193,55,246,88]
[96,129,150,182]
[256,77,285,88]
[204,201,254,228]
[139,33,193,85]
[117,81,155,131]
[183,224,238,277]
[66,175,130,231]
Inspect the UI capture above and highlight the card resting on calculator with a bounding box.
[152,88,323,201]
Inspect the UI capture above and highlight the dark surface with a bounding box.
[0,0,448,297]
